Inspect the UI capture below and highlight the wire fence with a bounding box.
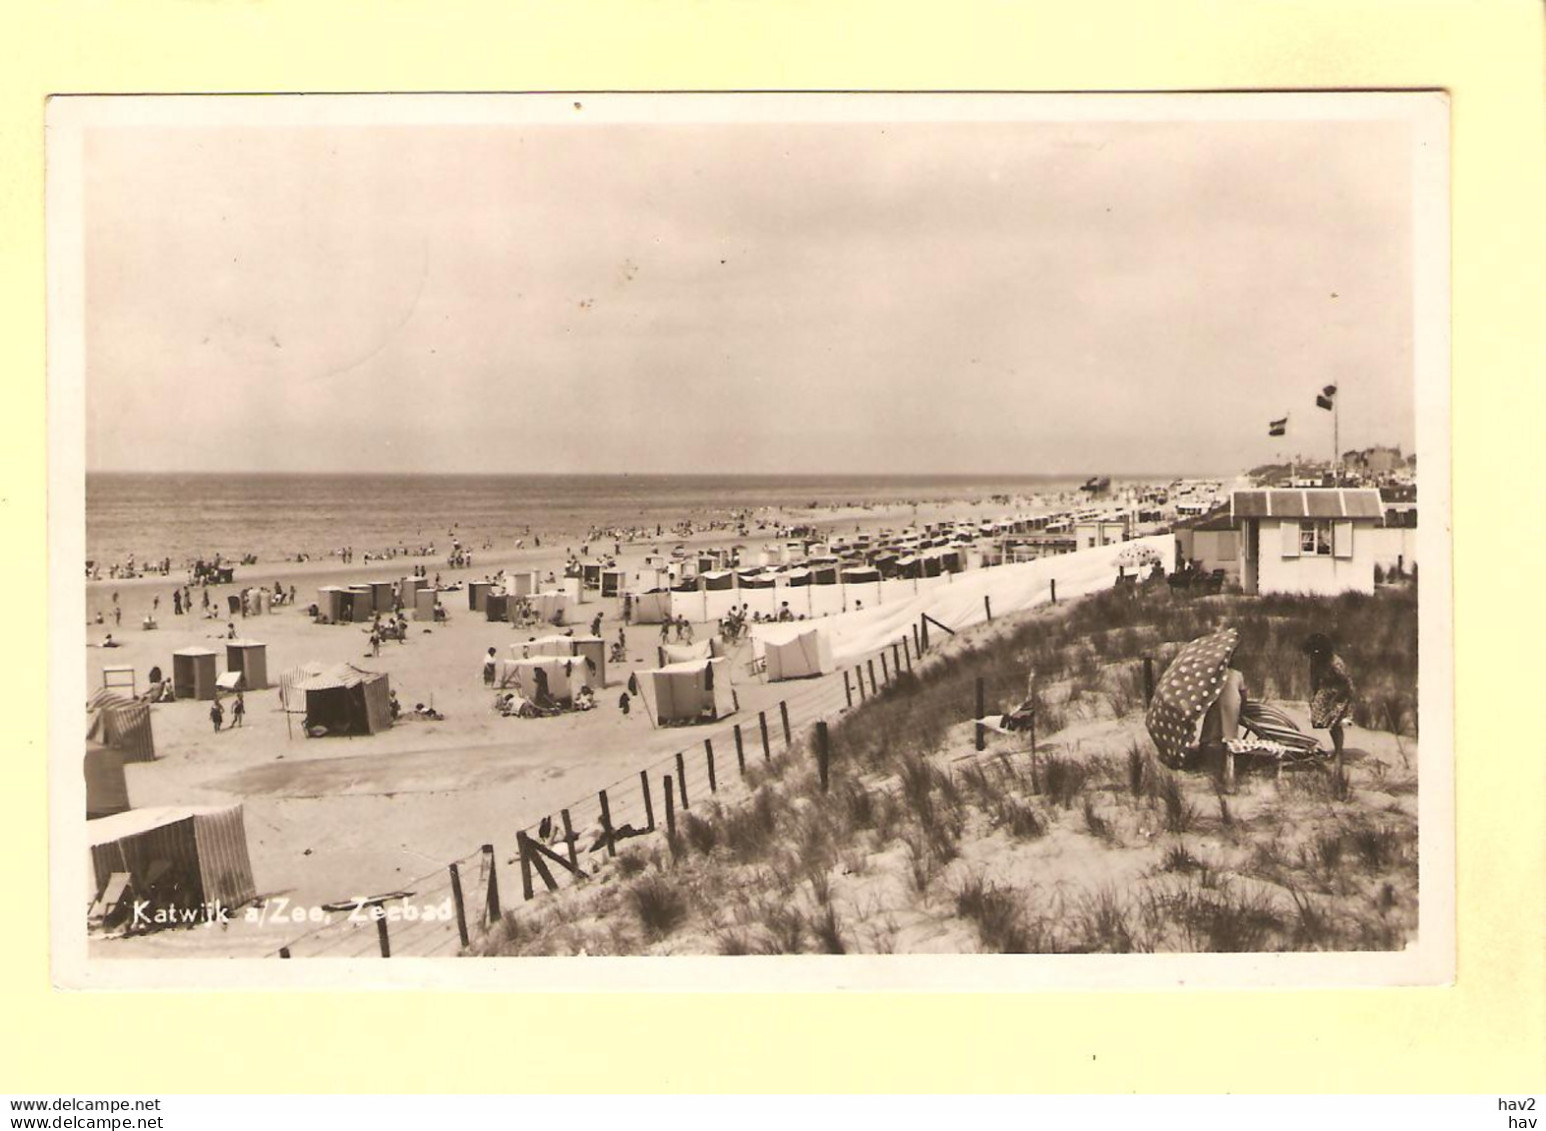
[274,628,929,959]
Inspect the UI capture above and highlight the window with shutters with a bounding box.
[1299,519,1333,556]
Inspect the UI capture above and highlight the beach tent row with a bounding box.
[485,590,570,626]
[88,804,257,919]
[630,657,738,726]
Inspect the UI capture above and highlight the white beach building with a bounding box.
[1232,488,1385,596]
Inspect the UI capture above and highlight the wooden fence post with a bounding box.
[1050,578,1057,604]
[663,775,677,839]
[913,621,923,657]
[779,701,791,747]
[880,652,890,686]
[867,659,878,697]
[639,772,655,832]
[857,667,868,702]
[561,808,579,872]
[904,638,914,673]
[518,832,536,901]
[598,789,617,857]
[705,738,717,794]
[815,721,830,793]
[376,907,391,958]
[975,675,986,752]
[482,843,501,924]
[1142,657,1155,706]
[449,863,469,948]
[920,617,930,652]
[675,751,690,808]
[892,641,902,678]
[984,595,993,621]
[759,710,771,760]
[843,670,853,708]
[734,724,746,774]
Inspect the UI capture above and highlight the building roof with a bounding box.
[1230,488,1383,521]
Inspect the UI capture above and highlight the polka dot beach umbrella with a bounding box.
[1145,627,1239,765]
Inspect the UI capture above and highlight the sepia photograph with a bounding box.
[47,92,1452,988]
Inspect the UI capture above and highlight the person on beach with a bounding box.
[172,590,182,616]
[102,633,119,648]
[1302,633,1355,765]
[618,690,631,716]
[113,605,122,626]
[590,613,603,637]
[210,698,224,733]
[483,647,498,686]
[660,621,670,644]
[232,692,245,729]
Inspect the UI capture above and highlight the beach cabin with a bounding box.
[396,577,419,608]
[505,571,539,598]
[468,580,493,612]
[171,647,219,702]
[1233,488,1384,597]
[369,581,395,614]
[763,627,835,682]
[600,567,626,598]
[633,657,738,726]
[87,690,156,763]
[517,633,606,684]
[224,640,269,691]
[88,804,257,917]
[485,593,509,622]
[85,739,129,820]
[413,587,437,622]
[347,585,376,618]
[299,666,393,736]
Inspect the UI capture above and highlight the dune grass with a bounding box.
[476,585,1419,956]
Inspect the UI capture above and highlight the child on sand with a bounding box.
[618,690,631,716]
[232,692,245,728]
[483,647,498,686]
[210,698,224,733]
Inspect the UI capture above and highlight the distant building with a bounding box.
[1173,507,1240,580]
[1073,516,1129,550]
[1343,445,1405,477]
[1231,488,1385,596]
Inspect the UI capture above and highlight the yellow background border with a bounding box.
[4,0,1543,1092]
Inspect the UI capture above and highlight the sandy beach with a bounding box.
[84,488,1103,957]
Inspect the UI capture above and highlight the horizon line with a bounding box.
[85,467,1235,480]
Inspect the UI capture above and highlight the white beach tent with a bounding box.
[499,655,585,703]
[629,589,672,624]
[512,634,607,687]
[762,625,835,682]
[631,656,738,726]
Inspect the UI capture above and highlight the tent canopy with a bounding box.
[633,656,737,725]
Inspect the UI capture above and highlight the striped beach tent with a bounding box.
[86,690,156,763]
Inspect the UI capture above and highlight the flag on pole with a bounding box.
[1316,384,1338,411]
[1268,416,1288,437]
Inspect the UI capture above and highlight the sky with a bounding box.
[81,108,1418,475]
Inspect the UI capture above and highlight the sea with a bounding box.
[85,472,1099,568]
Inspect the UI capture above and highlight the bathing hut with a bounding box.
[224,640,269,691]
[171,647,219,702]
